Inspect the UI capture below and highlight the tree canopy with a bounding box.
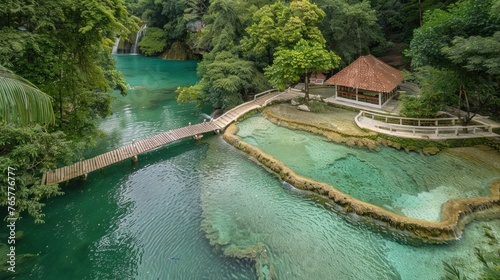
[138,27,168,55]
[243,0,340,98]
[265,39,340,98]
[241,0,328,63]
[1,0,137,141]
[404,0,500,122]
[0,0,137,221]
[317,0,385,65]
[0,125,75,223]
[177,51,270,109]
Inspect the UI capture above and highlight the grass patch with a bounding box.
[379,134,491,150]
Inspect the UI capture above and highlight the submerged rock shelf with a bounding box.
[223,119,500,243]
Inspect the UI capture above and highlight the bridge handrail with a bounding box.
[253,88,278,100]
[215,102,253,122]
[360,110,459,126]
[263,90,290,107]
[215,89,278,122]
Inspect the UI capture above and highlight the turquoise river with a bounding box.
[8,55,500,280]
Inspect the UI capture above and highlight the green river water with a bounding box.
[7,55,500,280]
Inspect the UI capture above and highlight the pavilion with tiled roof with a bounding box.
[325,54,403,108]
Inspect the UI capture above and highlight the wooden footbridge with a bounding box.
[42,90,288,185]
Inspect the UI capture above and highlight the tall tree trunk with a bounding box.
[356,22,361,56]
[304,69,309,100]
[457,84,462,122]
[58,89,63,127]
[458,84,472,131]
[463,85,471,125]
[267,47,273,65]
[418,0,423,27]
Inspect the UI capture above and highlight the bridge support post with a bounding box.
[131,155,138,164]
[81,173,88,181]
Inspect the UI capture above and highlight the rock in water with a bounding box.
[291,99,299,106]
[298,104,310,112]
[422,147,440,155]
[160,41,197,60]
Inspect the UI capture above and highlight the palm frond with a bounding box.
[443,261,468,280]
[0,66,55,125]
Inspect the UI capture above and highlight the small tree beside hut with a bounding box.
[242,0,341,99]
[264,39,340,99]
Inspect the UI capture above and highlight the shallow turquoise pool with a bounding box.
[237,115,499,222]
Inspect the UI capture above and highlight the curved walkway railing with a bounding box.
[356,111,495,139]
[361,111,459,126]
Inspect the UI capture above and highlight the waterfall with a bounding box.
[132,24,147,54]
[111,37,120,54]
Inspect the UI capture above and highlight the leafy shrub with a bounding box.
[308,100,325,113]
[400,93,440,118]
[138,27,167,56]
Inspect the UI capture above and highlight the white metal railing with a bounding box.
[253,88,278,100]
[372,123,492,136]
[356,111,493,137]
[359,111,459,126]
[213,89,279,125]
[262,91,288,107]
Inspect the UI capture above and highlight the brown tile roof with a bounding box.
[311,72,326,79]
[324,55,403,93]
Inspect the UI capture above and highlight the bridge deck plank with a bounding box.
[159,134,169,143]
[69,164,75,178]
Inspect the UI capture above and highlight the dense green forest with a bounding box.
[0,0,499,222]
[134,0,499,118]
[0,0,138,222]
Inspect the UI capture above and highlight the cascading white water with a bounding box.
[111,37,120,54]
[132,24,147,54]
